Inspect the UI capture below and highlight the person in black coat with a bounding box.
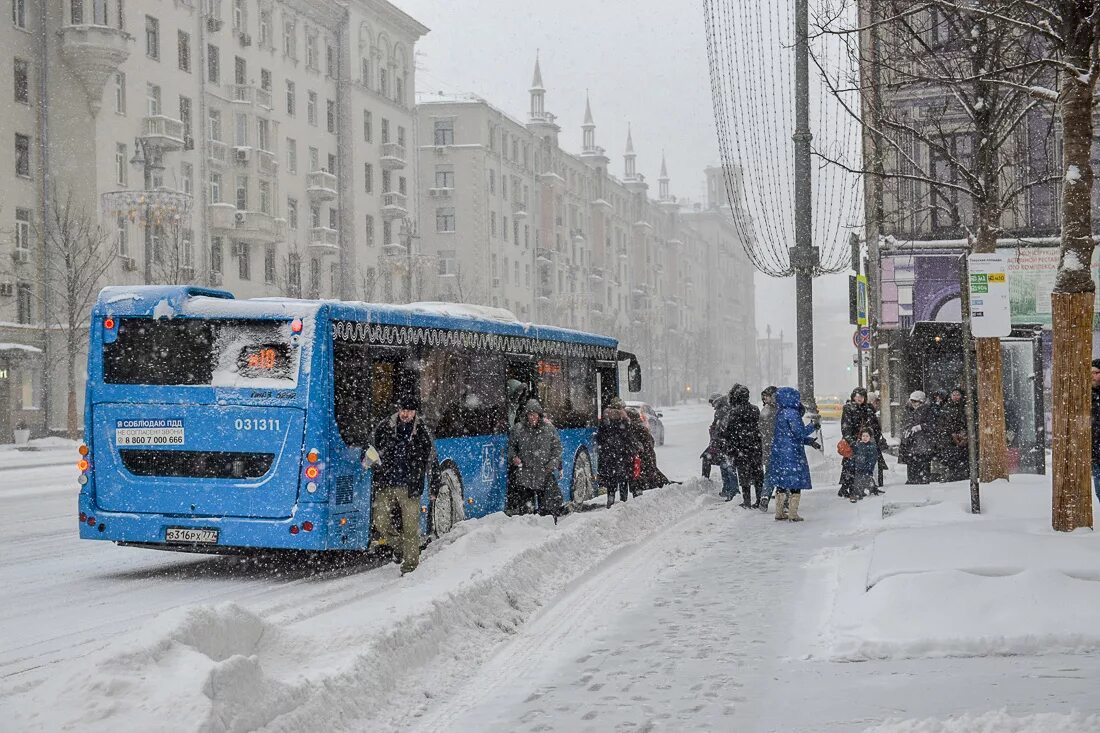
[838,388,882,497]
[597,398,641,507]
[938,388,970,482]
[723,384,763,507]
[627,408,670,493]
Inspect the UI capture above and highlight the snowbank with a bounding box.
[819,475,1100,661]
[864,709,1100,733]
[3,480,715,732]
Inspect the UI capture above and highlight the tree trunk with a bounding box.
[972,224,1009,483]
[67,337,80,440]
[1051,24,1096,532]
[1051,292,1093,531]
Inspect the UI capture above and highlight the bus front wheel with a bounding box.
[431,466,465,538]
[571,451,594,509]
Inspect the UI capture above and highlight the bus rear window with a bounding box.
[103,318,300,386]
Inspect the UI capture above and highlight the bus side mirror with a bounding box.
[627,358,642,393]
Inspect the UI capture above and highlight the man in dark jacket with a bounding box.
[838,388,879,497]
[371,393,436,574]
[597,398,640,507]
[900,391,934,485]
[939,388,970,482]
[724,384,763,507]
[507,399,563,516]
[1092,359,1100,500]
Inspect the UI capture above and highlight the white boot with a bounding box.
[788,492,803,522]
[774,491,788,520]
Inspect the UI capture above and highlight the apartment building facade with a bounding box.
[416,60,757,403]
[1,0,427,436]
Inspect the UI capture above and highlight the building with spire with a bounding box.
[415,57,757,402]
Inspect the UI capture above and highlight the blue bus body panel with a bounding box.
[557,428,596,501]
[434,435,508,518]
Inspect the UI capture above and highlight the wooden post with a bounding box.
[1051,291,1094,531]
[974,338,1009,482]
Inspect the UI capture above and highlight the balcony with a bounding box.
[572,229,585,243]
[536,247,554,264]
[207,202,237,231]
[428,187,453,199]
[511,200,528,219]
[256,148,278,177]
[308,227,339,256]
[226,83,273,109]
[306,170,337,201]
[633,220,654,232]
[382,242,408,257]
[141,115,185,151]
[589,267,605,283]
[208,140,229,166]
[59,25,132,113]
[381,191,408,220]
[591,198,613,212]
[234,210,282,244]
[380,143,407,170]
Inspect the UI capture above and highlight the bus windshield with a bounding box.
[103,318,301,388]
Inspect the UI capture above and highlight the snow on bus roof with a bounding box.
[407,301,519,323]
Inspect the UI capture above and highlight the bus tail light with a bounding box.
[77,458,90,472]
[302,521,314,532]
[86,516,96,526]
[289,525,300,535]
[78,444,89,456]
[306,448,320,463]
[290,318,303,333]
[79,512,87,522]
[104,317,116,330]
[304,465,320,480]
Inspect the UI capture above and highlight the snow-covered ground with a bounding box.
[2,404,1099,732]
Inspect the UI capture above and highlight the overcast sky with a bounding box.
[393,0,859,396]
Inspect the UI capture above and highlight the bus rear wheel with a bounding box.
[571,451,594,509]
[431,466,465,538]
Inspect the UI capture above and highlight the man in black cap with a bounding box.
[370,392,436,574]
[1092,359,1100,500]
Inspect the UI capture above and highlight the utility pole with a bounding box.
[792,0,818,414]
[130,137,165,285]
[400,216,419,303]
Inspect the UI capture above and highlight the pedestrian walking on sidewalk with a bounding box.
[597,398,641,508]
[506,399,563,517]
[848,428,880,503]
[724,384,764,508]
[768,387,821,522]
[758,386,778,511]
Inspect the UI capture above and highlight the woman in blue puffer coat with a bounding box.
[768,387,821,522]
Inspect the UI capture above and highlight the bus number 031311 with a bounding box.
[234,418,281,431]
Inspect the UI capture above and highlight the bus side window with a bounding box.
[369,347,417,434]
[596,362,618,414]
[420,347,506,437]
[334,343,372,447]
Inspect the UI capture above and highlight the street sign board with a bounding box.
[853,326,871,350]
[856,275,868,326]
[968,253,1011,338]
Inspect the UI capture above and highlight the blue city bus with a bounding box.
[78,286,642,552]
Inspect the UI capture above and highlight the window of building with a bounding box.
[434,119,454,146]
[308,146,318,171]
[287,197,298,229]
[181,162,193,195]
[146,83,161,115]
[12,0,26,28]
[436,207,455,233]
[178,30,191,72]
[328,153,336,175]
[259,180,271,214]
[114,72,125,114]
[13,58,28,104]
[328,207,337,230]
[435,168,454,188]
[207,44,220,84]
[305,30,317,69]
[179,95,192,141]
[363,109,372,142]
[379,66,388,96]
[365,214,374,246]
[208,108,222,141]
[209,171,222,202]
[265,245,276,284]
[181,228,194,269]
[283,17,296,57]
[257,117,270,151]
[232,0,244,31]
[490,211,496,237]
[307,90,316,125]
[514,219,520,246]
[383,219,392,244]
[286,138,297,172]
[395,76,404,105]
[310,204,320,228]
[260,68,271,92]
[14,133,30,177]
[288,253,301,296]
[116,214,128,256]
[309,257,320,295]
[326,99,335,132]
[14,208,30,251]
[259,8,271,47]
[145,16,159,59]
[235,112,248,146]
[381,168,391,194]
[238,242,250,280]
[234,55,246,85]
[210,236,223,274]
[489,169,495,194]
[326,43,336,77]
[235,176,248,210]
[115,143,127,185]
[364,163,373,193]
[16,283,32,324]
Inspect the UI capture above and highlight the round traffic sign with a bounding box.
[853,326,872,350]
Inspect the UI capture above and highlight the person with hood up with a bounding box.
[627,407,670,493]
[769,387,821,521]
[724,384,764,507]
[370,393,438,575]
[900,390,934,484]
[848,427,880,502]
[702,391,739,500]
[506,399,563,516]
[838,387,881,498]
[597,398,641,507]
[758,386,779,511]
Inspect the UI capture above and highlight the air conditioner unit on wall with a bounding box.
[239,33,251,47]
[0,283,13,297]
[206,16,223,32]
[121,256,137,271]
[12,250,29,264]
[234,147,251,163]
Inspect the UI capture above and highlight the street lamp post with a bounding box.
[129,137,164,284]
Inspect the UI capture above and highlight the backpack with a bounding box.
[836,438,854,458]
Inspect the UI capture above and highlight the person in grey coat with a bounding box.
[506,399,563,516]
[757,386,779,511]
